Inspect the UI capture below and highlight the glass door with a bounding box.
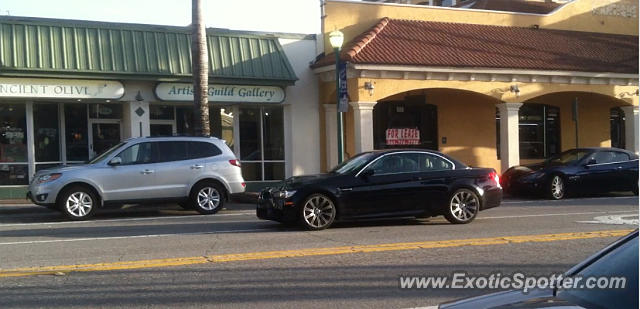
[89,120,121,159]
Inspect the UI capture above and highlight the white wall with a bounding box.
[279,37,321,176]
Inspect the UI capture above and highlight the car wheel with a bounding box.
[445,189,479,224]
[299,194,336,230]
[58,186,97,221]
[190,182,224,215]
[548,175,565,200]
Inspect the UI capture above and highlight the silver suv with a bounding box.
[27,136,245,220]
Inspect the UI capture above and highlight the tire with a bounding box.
[444,188,479,224]
[299,193,336,230]
[547,175,566,200]
[189,181,225,215]
[57,186,98,221]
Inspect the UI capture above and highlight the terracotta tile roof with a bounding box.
[313,18,638,74]
[457,0,561,14]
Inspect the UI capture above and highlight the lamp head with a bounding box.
[329,30,344,49]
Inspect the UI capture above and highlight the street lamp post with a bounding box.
[329,30,345,164]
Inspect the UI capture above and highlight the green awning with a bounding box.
[0,16,297,85]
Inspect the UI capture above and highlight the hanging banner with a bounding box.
[0,78,124,99]
[155,83,285,103]
[337,60,349,113]
[386,128,421,145]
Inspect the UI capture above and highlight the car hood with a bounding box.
[283,173,335,189]
[440,289,584,309]
[37,164,91,175]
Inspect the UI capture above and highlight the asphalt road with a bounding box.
[0,194,637,308]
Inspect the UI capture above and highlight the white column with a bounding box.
[26,101,35,182]
[497,103,523,173]
[323,104,338,170]
[350,101,376,153]
[620,105,639,154]
[122,101,150,139]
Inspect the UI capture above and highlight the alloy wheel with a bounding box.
[65,192,93,218]
[551,176,564,199]
[197,187,221,210]
[449,189,479,222]
[302,194,336,229]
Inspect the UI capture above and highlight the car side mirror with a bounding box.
[108,157,122,166]
[360,169,375,178]
[584,159,596,167]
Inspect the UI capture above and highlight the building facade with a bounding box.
[314,0,638,173]
[0,16,321,197]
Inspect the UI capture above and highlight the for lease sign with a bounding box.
[386,128,420,145]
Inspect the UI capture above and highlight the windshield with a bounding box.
[557,234,638,309]
[88,142,126,164]
[546,149,590,165]
[330,152,375,175]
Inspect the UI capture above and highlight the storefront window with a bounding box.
[34,103,60,163]
[172,105,234,147]
[610,107,625,149]
[89,104,122,119]
[65,104,88,162]
[150,105,175,120]
[519,104,560,159]
[0,103,28,185]
[239,106,284,181]
[373,98,438,150]
[0,104,28,163]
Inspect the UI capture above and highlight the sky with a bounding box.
[0,0,322,34]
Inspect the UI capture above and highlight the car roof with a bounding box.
[125,136,222,142]
[364,148,468,167]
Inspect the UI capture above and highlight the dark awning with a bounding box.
[0,16,298,85]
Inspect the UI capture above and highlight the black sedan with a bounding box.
[257,149,502,230]
[440,230,638,309]
[501,148,639,200]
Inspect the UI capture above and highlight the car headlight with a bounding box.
[35,173,62,184]
[275,190,297,199]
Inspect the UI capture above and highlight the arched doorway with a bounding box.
[373,95,438,150]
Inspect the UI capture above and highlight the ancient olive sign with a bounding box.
[0,78,124,99]
[155,83,285,103]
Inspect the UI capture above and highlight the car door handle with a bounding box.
[191,164,204,169]
[141,169,154,174]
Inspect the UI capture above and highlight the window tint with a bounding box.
[591,151,627,164]
[157,141,188,162]
[188,142,222,159]
[612,152,630,162]
[419,153,453,171]
[114,143,153,165]
[368,153,439,175]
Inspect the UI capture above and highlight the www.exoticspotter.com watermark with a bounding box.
[399,273,627,293]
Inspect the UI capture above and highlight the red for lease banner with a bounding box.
[385,128,420,145]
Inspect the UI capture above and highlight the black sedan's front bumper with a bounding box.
[256,190,299,223]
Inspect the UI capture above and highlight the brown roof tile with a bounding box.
[313,18,638,74]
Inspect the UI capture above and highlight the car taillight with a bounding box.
[229,159,241,167]
[489,171,500,186]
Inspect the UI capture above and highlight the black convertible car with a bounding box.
[257,149,502,230]
[501,147,639,199]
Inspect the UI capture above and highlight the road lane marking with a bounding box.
[0,228,271,246]
[479,210,638,220]
[501,196,636,205]
[0,229,632,278]
[578,214,639,226]
[0,211,256,228]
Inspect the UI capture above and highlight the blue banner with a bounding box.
[337,59,348,113]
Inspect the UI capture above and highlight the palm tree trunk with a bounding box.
[191,0,210,136]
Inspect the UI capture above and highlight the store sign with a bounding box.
[0,78,124,99]
[386,128,420,145]
[155,83,285,103]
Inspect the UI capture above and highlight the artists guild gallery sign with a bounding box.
[155,83,285,103]
[0,78,124,99]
